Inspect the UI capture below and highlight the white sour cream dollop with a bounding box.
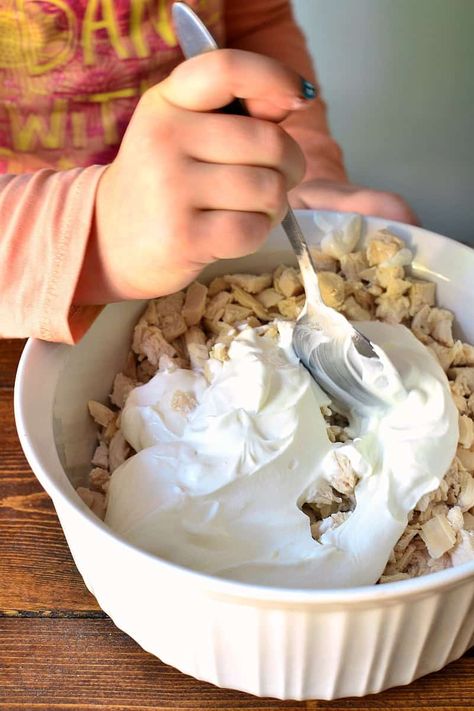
[105,322,458,588]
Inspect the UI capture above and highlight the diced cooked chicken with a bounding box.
[122,351,137,380]
[359,266,378,284]
[317,271,345,310]
[452,342,474,366]
[89,467,111,494]
[184,326,207,357]
[256,288,283,310]
[376,269,411,300]
[205,291,232,321]
[375,294,410,324]
[456,445,474,472]
[450,530,474,566]
[309,248,339,273]
[330,453,358,495]
[203,320,237,346]
[339,251,369,281]
[375,265,405,288]
[463,512,474,530]
[311,511,351,540]
[187,343,209,371]
[185,326,206,347]
[458,414,474,449]
[349,282,375,312]
[418,502,450,525]
[207,276,229,296]
[261,323,279,341]
[409,280,436,316]
[448,383,468,413]
[379,572,411,583]
[393,526,420,555]
[428,308,454,346]
[277,296,305,319]
[101,416,118,443]
[429,341,464,372]
[382,247,413,268]
[320,215,362,258]
[182,282,208,326]
[76,487,106,520]
[447,505,464,531]
[132,323,176,366]
[231,286,270,321]
[110,372,135,409]
[210,342,229,362]
[448,367,474,397]
[169,334,187,360]
[244,316,262,329]
[415,475,450,514]
[109,431,130,473]
[367,284,383,298]
[158,312,188,342]
[366,230,405,266]
[342,296,372,322]
[304,481,342,521]
[155,291,185,317]
[91,442,109,470]
[138,300,157,326]
[136,358,159,383]
[273,266,304,298]
[223,304,253,324]
[468,393,474,417]
[411,304,432,340]
[420,514,457,558]
[137,295,186,340]
[458,470,474,511]
[88,400,116,428]
[224,273,272,294]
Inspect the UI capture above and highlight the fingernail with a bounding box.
[301,78,317,100]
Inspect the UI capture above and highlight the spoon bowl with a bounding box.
[282,210,389,414]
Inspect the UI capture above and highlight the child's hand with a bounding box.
[75,50,310,304]
[289,179,419,225]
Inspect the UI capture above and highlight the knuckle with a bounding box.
[258,168,286,212]
[138,84,166,115]
[258,121,287,163]
[213,48,238,80]
[293,143,306,183]
[230,212,271,251]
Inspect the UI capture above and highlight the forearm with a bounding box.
[224,0,347,182]
[0,166,106,343]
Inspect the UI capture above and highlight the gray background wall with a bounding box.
[293,0,474,244]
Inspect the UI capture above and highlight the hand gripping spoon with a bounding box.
[172,1,392,414]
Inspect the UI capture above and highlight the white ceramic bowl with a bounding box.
[14,212,474,700]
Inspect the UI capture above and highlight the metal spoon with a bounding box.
[172,1,388,414]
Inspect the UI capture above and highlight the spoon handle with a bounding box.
[281,209,323,304]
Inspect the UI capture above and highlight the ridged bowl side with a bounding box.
[57,500,474,700]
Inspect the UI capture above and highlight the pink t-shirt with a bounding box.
[0,0,222,172]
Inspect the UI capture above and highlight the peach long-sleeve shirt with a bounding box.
[0,0,346,342]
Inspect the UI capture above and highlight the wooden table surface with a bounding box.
[1,337,473,711]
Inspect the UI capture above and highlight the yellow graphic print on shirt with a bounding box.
[0,0,224,173]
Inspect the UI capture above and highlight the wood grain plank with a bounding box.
[0,619,472,710]
[0,338,25,389]
[0,389,99,613]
